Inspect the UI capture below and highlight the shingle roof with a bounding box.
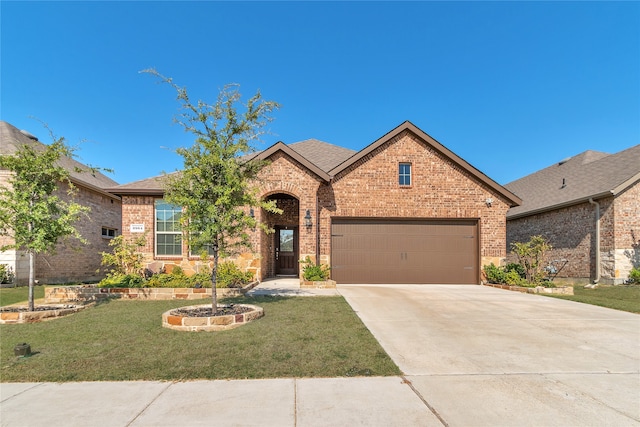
[288,139,356,173]
[0,121,119,196]
[505,144,640,219]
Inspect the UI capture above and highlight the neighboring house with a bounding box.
[109,121,520,285]
[0,121,122,285]
[505,145,640,284]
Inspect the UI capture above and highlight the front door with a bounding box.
[275,226,298,276]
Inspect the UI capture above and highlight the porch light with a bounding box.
[485,198,493,207]
[249,208,255,219]
[304,209,312,229]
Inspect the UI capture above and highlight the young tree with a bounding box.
[511,235,552,284]
[0,130,90,311]
[143,69,281,312]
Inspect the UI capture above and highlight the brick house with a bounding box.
[505,145,640,284]
[0,121,122,285]
[110,121,520,284]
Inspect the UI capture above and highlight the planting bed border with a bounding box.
[483,283,574,295]
[162,303,264,332]
[0,304,91,324]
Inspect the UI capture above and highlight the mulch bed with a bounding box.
[170,304,253,317]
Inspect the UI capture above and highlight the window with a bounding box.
[399,163,412,186]
[155,200,182,256]
[101,227,117,238]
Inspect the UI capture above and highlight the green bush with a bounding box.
[483,263,505,284]
[299,256,331,281]
[0,264,15,284]
[504,263,526,278]
[629,267,640,284]
[98,273,144,288]
[216,262,253,288]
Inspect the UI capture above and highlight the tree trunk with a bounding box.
[211,250,219,313]
[28,250,35,312]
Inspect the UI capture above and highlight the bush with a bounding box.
[0,264,15,284]
[216,262,253,288]
[299,256,331,281]
[98,273,144,288]
[483,263,505,284]
[629,267,640,284]
[101,235,146,278]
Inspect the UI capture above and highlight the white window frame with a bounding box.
[155,200,182,257]
[399,162,412,186]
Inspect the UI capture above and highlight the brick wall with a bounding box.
[612,182,640,281]
[34,181,122,284]
[120,131,512,283]
[322,130,511,270]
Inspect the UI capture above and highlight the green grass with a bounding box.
[543,284,640,314]
[0,285,45,306]
[0,295,400,382]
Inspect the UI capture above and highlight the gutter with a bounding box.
[588,198,601,283]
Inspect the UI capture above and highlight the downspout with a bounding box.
[589,198,601,283]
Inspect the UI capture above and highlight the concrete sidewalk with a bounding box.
[0,377,441,427]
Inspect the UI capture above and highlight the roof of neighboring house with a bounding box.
[505,144,640,219]
[110,121,521,207]
[0,121,120,199]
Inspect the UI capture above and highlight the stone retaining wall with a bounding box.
[45,285,255,304]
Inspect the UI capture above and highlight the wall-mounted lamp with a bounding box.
[249,208,255,219]
[485,198,493,208]
[304,209,312,229]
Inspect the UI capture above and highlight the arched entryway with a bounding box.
[261,193,300,278]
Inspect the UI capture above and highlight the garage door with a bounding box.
[331,219,478,284]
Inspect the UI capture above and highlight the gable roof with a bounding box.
[0,121,120,199]
[505,144,640,219]
[111,121,521,208]
[329,121,522,207]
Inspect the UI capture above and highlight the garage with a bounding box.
[331,219,479,284]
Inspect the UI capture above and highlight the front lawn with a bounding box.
[543,284,640,314]
[0,295,400,382]
[0,285,45,307]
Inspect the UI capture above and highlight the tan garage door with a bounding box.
[331,219,478,284]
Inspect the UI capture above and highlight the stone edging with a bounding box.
[0,304,92,324]
[162,303,264,332]
[300,279,337,289]
[483,283,574,295]
[45,282,260,304]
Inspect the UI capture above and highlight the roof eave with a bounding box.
[107,188,165,196]
[611,173,640,196]
[69,177,121,201]
[507,191,614,220]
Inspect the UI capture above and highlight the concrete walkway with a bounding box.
[1,282,639,426]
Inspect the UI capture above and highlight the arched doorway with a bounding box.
[262,193,300,277]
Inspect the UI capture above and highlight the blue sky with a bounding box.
[2,1,638,186]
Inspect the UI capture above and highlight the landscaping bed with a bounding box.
[483,282,573,295]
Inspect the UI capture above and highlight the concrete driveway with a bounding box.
[338,284,640,426]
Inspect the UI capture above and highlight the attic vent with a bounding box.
[19,130,38,141]
[560,178,566,189]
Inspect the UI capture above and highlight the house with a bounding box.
[505,145,640,284]
[0,121,122,285]
[109,121,521,284]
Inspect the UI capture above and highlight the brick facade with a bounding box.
[1,177,122,285]
[117,123,517,284]
[507,182,639,284]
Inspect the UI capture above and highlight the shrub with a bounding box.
[0,264,15,284]
[216,261,253,288]
[483,263,505,284]
[300,256,331,281]
[511,235,552,284]
[98,273,144,288]
[629,267,640,284]
[101,235,147,278]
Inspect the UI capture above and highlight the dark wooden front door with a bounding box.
[276,226,298,276]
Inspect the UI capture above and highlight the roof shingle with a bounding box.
[505,145,640,219]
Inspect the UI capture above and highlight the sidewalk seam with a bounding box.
[293,378,298,427]
[125,381,174,427]
[0,382,45,403]
[401,375,449,427]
